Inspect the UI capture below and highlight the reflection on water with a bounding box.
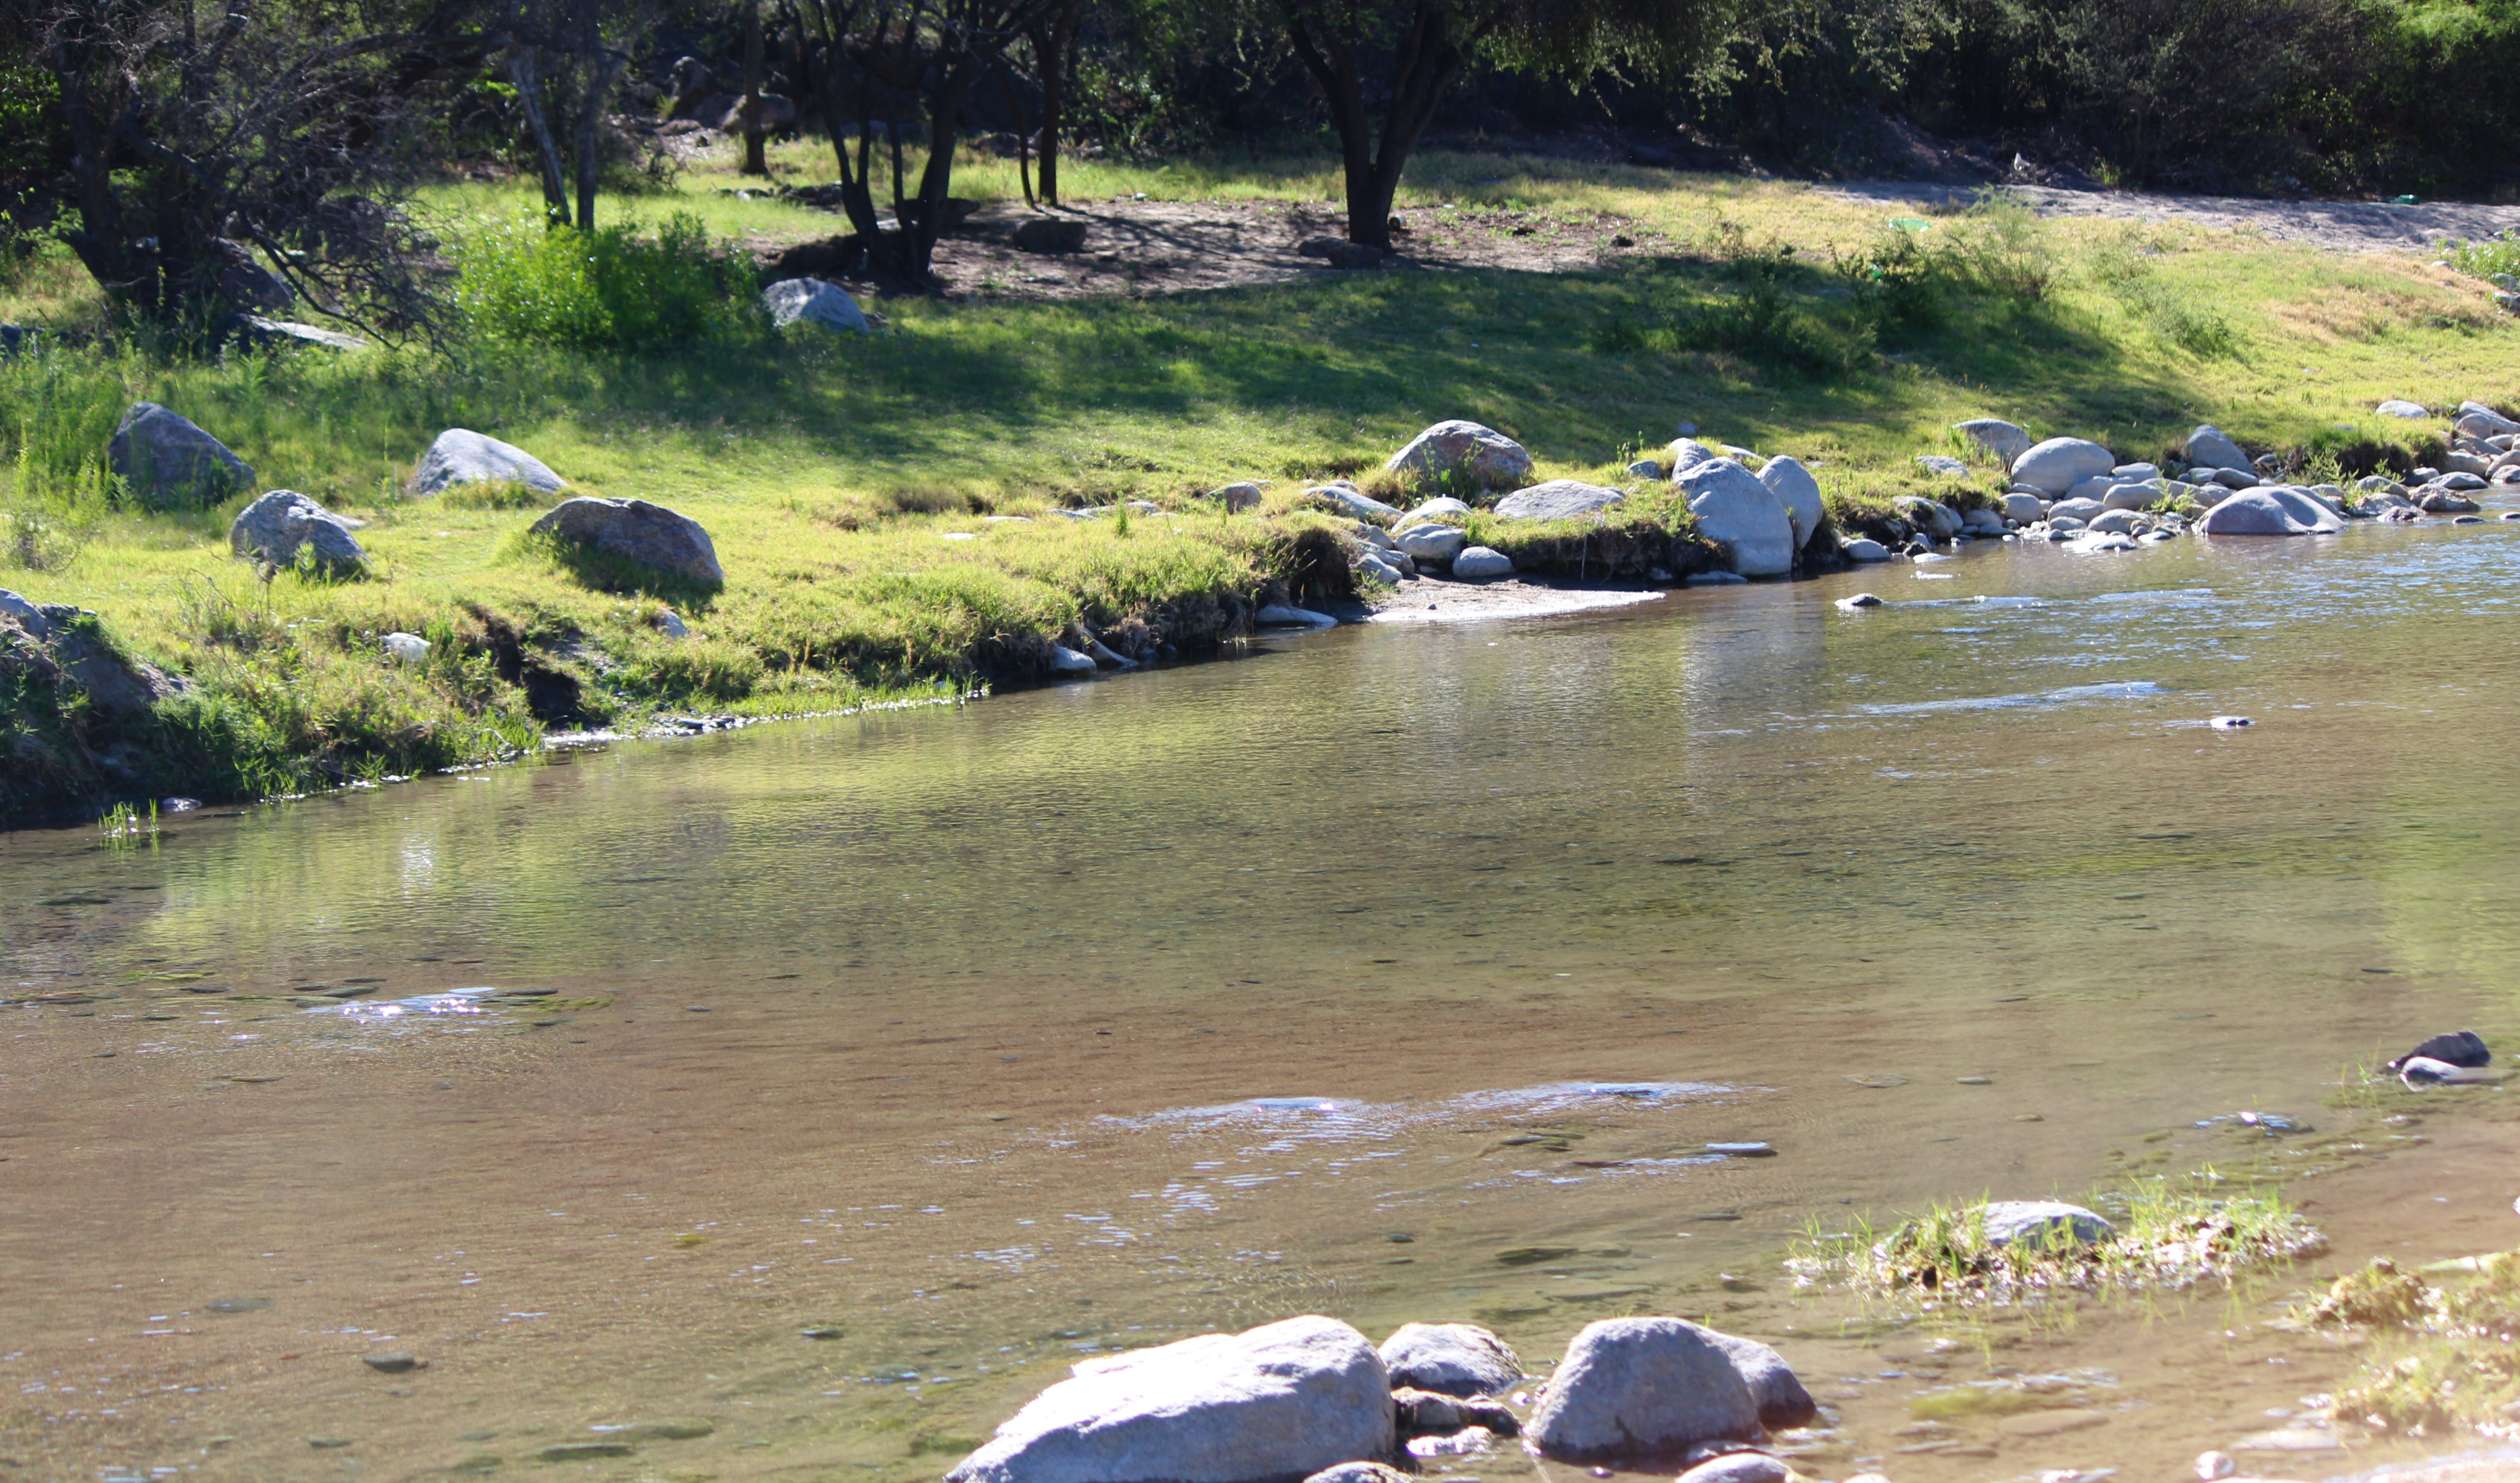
[7,515,2520,1481]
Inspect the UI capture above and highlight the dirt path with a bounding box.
[1830,180,2520,254]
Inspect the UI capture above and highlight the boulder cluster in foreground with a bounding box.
[944,1313,1819,1483]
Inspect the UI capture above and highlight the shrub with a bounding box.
[452,212,763,352]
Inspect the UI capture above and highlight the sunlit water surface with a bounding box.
[9,517,2520,1483]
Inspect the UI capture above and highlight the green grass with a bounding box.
[2321,1251,2520,1437]
[1788,1174,2326,1307]
[0,146,2516,818]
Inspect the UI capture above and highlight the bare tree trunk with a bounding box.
[1027,0,1080,207]
[508,48,573,228]
[1285,1,1467,252]
[740,0,768,174]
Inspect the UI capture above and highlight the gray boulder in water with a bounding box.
[2196,486,2344,536]
[413,429,567,498]
[1527,1317,1764,1460]
[1377,1322,1521,1399]
[1678,459,1793,578]
[530,497,724,585]
[945,1315,1394,1483]
[107,402,255,510]
[1700,1330,1817,1430]
[229,491,367,575]
[1980,1200,2117,1249]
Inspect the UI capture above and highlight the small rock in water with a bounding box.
[206,1298,271,1313]
[1836,593,1883,610]
[1955,1076,1992,1086]
[537,1441,636,1461]
[361,1352,421,1373]
[1685,570,1749,586]
[800,1325,844,1340]
[1679,1453,1790,1483]
[2210,715,2252,730]
[1706,1142,1775,1157]
[309,1437,353,1449]
[2197,1449,2238,1480]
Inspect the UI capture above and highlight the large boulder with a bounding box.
[1377,1323,1521,1399]
[1700,1332,1817,1431]
[2196,486,2344,536]
[2456,402,2520,439]
[2000,492,2048,523]
[1527,1317,1762,1461]
[229,491,367,576]
[2184,424,2252,473]
[2010,437,2116,496]
[1980,1201,2118,1250]
[1385,422,1534,492]
[763,277,871,334]
[1396,524,1468,563]
[1452,547,1514,580]
[1954,418,2032,468]
[1678,459,1794,578]
[107,403,254,510]
[530,497,725,584]
[1494,480,1624,521]
[2376,399,2430,419]
[1757,456,1825,549]
[412,429,566,498]
[1310,485,1403,523]
[945,1316,1393,1483]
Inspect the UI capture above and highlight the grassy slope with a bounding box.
[1,141,2515,817]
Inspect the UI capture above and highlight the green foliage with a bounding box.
[452,212,763,352]
[2442,230,2520,283]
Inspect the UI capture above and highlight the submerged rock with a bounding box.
[1677,1453,1790,1483]
[1385,422,1534,492]
[1378,1323,1521,1399]
[945,1315,1394,1483]
[1701,1331,1817,1430]
[1256,604,1337,628]
[1526,1317,1764,1461]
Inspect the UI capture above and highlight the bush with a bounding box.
[452,212,763,352]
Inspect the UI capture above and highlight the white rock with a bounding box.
[1048,645,1097,673]
[1954,418,2032,467]
[1679,460,1794,577]
[413,429,566,497]
[2047,497,2106,522]
[1493,480,1623,520]
[2196,487,2345,536]
[0,589,44,635]
[1836,593,1883,610]
[2204,467,2260,489]
[1979,1200,2118,1249]
[2456,402,2520,438]
[1758,456,1826,549]
[2001,493,2048,523]
[2100,483,2160,511]
[1526,1317,1761,1461]
[1213,481,1265,512]
[2185,424,2251,472]
[945,1316,1394,1483]
[2196,1449,2239,1481]
[1396,497,1473,530]
[1396,524,1468,563]
[1385,422,1534,491]
[1841,537,1890,562]
[1451,547,1514,581]
[1664,439,1721,475]
[382,632,430,665]
[1677,1454,1790,1483]
[229,490,368,575]
[2112,462,2162,481]
[1377,1324,1521,1399]
[656,609,690,639]
[2086,509,2141,534]
[1256,604,1337,628]
[1311,486,1403,523]
[1915,455,1969,477]
[2376,400,2430,419]
[1352,523,1398,551]
[1355,553,1402,587]
[762,277,870,333]
[2011,437,2117,495]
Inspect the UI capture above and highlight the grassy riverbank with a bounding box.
[3,144,2517,820]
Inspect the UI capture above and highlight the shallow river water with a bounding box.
[9,514,2520,1483]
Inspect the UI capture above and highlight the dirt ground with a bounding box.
[1831,179,2520,255]
[749,180,2520,306]
[748,197,1646,302]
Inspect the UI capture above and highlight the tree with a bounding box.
[1276,0,1746,250]
[495,0,662,228]
[1020,0,1081,205]
[788,0,1068,283]
[24,0,469,339]
[740,0,769,174]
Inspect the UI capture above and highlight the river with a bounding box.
[6,515,2520,1483]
